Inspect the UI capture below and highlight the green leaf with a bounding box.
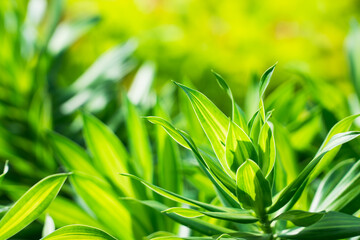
[310,114,360,179]
[310,160,354,212]
[225,120,256,174]
[48,16,101,55]
[269,131,360,213]
[46,196,104,229]
[70,174,136,239]
[146,117,238,207]
[124,199,234,236]
[236,159,272,215]
[82,113,135,197]
[124,95,153,182]
[278,211,360,239]
[0,160,9,185]
[174,82,229,174]
[273,210,325,227]
[212,71,247,131]
[41,225,117,240]
[0,173,68,240]
[48,132,100,177]
[216,232,271,240]
[259,64,276,98]
[312,159,360,212]
[258,121,276,178]
[162,207,204,218]
[201,211,258,224]
[163,207,258,223]
[121,173,226,212]
[146,116,190,149]
[154,104,182,207]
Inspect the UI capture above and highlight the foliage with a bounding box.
[125,66,360,240]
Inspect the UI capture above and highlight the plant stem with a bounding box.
[258,213,273,239]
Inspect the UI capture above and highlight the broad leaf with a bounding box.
[82,113,135,197]
[41,225,117,240]
[0,173,68,240]
[48,132,100,177]
[225,120,256,174]
[273,210,324,227]
[236,160,272,215]
[258,121,276,177]
[70,174,136,239]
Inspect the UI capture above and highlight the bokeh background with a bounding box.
[61,0,359,96]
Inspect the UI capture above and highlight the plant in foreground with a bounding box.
[122,65,360,240]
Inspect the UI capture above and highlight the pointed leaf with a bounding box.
[259,64,276,98]
[273,210,325,227]
[121,173,225,212]
[82,113,134,197]
[124,96,153,182]
[0,173,68,240]
[174,82,229,173]
[48,132,99,177]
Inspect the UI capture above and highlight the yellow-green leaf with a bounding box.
[82,113,135,197]
[41,225,117,240]
[236,160,272,215]
[0,173,68,240]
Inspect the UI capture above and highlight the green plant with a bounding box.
[46,94,182,239]
[120,65,360,239]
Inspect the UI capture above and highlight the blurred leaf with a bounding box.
[42,214,55,237]
[0,160,9,185]
[41,225,117,240]
[124,95,153,182]
[82,113,135,197]
[0,173,68,240]
[48,132,100,177]
[269,131,360,213]
[48,16,101,55]
[311,159,360,212]
[278,211,360,240]
[70,174,137,239]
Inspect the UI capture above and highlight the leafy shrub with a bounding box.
[123,66,360,240]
